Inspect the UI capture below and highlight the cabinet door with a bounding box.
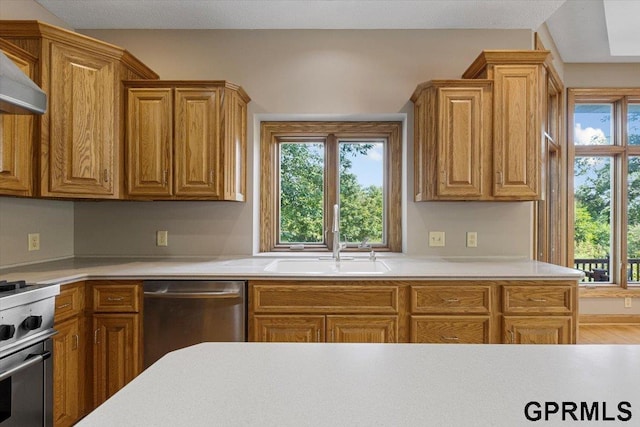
[93,314,141,407]
[174,89,220,197]
[436,87,484,198]
[411,315,491,344]
[253,315,325,342]
[327,315,397,343]
[0,47,34,196]
[48,43,116,197]
[503,316,572,344]
[221,89,247,201]
[53,317,82,427]
[126,88,173,197]
[492,65,540,199]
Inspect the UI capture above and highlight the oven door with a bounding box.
[0,338,53,427]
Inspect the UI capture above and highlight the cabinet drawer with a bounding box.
[251,283,398,314]
[502,285,573,314]
[411,316,491,344]
[411,285,491,314]
[54,282,84,323]
[93,282,140,313]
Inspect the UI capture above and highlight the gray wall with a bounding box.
[72,28,534,259]
[0,198,74,266]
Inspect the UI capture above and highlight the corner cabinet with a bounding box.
[412,50,552,201]
[0,20,158,199]
[125,81,250,201]
[411,80,492,201]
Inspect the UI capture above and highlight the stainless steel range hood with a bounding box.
[0,51,47,115]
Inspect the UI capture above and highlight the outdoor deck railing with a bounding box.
[574,258,640,282]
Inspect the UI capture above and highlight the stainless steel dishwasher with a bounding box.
[143,280,246,368]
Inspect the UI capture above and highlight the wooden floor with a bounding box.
[578,324,640,344]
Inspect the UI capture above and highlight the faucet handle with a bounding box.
[358,238,371,250]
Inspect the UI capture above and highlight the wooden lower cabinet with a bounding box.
[53,282,85,427]
[254,315,325,342]
[327,316,397,343]
[503,316,572,344]
[253,315,398,343]
[251,280,577,345]
[411,315,491,344]
[93,314,141,407]
[53,317,82,427]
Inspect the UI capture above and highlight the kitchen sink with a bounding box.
[264,258,391,275]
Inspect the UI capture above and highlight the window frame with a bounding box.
[260,121,402,253]
[568,88,640,289]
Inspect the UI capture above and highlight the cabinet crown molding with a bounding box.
[462,49,550,79]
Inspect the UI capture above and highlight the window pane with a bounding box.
[574,157,612,283]
[629,104,640,146]
[338,141,384,245]
[574,104,613,145]
[629,156,640,283]
[279,142,324,244]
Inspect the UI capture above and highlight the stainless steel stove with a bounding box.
[0,279,60,427]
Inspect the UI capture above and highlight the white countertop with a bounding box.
[0,256,582,284]
[76,342,639,427]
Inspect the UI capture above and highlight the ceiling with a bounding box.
[34,0,640,63]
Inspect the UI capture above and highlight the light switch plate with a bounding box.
[429,231,445,247]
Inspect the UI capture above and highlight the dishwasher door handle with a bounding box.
[143,290,242,299]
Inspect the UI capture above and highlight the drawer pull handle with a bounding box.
[73,334,79,350]
[316,330,320,342]
[107,297,124,302]
[528,298,548,302]
[56,303,71,310]
[441,336,459,341]
[443,298,460,303]
[508,330,515,343]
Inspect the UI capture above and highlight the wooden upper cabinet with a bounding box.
[124,81,250,200]
[412,50,553,201]
[126,88,173,196]
[48,43,116,197]
[491,65,540,198]
[411,80,491,200]
[174,88,220,197]
[0,40,35,196]
[0,21,158,199]
[462,50,550,201]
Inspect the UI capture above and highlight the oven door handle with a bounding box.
[0,350,51,381]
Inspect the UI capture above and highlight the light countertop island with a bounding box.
[76,342,638,427]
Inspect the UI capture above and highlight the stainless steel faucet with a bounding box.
[332,204,346,261]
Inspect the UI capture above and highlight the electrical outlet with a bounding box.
[429,231,445,247]
[466,231,478,248]
[28,233,40,251]
[156,230,168,247]
[625,297,632,308]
